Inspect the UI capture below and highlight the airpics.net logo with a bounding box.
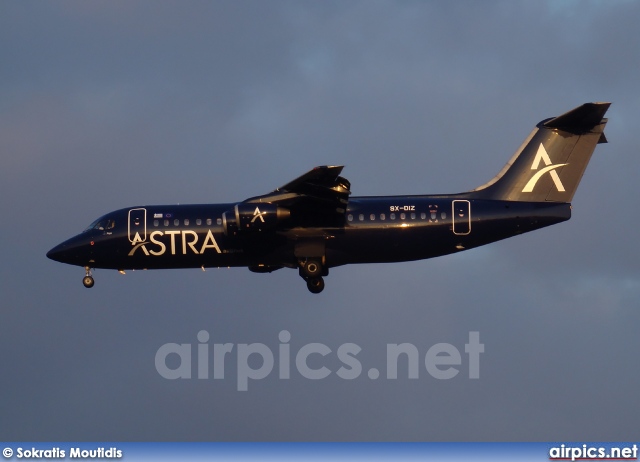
[154,331,484,391]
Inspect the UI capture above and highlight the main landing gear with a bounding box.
[83,266,94,288]
[299,258,326,294]
[306,276,325,294]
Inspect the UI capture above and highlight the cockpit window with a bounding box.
[84,218,115,232]
[84,218,101,232]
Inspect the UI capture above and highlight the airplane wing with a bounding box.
[244,165,351,228]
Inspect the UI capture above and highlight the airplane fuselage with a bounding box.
[49,197,570,271]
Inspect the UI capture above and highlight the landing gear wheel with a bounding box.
[301,259,323,278]
[83,266,94,288]
[306,277,324,294]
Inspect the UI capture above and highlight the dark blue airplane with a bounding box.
[47,102,609,293]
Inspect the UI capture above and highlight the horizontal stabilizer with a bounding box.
[543,102,610,134]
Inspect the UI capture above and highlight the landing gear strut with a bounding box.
[83,266,94,288]
[299,258,326,294]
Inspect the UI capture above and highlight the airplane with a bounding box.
[47,102,609,293]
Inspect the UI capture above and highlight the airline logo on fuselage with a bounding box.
[128,229,222,256]
[252,206,266,223]
[522,144,568,193]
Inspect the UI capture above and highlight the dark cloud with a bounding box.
[1,0,639,441]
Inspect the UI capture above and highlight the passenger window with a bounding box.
[184,219,189,226]
[206,219,212,226]
[370,214,375,221]
[441,212,447,219]
[153,220,159,227]
[347,214,353,222]
[411,213,416,220]
[164,219,169,227]
[217,218,222,225]
[390,213,396,220]
[359,214,364,221]
[380,213,385,221]
[174,219,179,226]
[400,213,406,220]
[196,219,202,226]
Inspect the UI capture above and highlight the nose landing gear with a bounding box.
[83,266,94,288]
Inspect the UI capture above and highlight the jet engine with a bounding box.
[222,203,290,236]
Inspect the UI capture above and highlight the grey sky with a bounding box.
[1,0,639,441]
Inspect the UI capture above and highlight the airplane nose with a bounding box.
[46,243,67,263]
[46,233,95,266]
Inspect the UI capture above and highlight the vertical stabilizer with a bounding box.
[471,102,610,202]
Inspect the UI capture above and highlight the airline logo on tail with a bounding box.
[522,144,568,193]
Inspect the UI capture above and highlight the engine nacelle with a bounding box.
[222,203,290,236]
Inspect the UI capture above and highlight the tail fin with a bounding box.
[471,102,610,202]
